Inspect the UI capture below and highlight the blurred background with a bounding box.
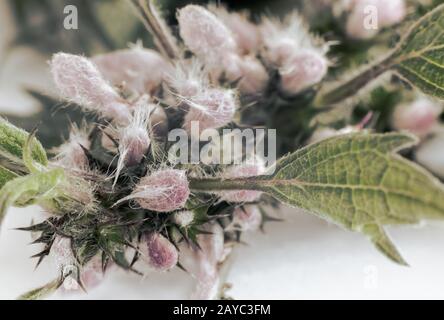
[2,0,444,300]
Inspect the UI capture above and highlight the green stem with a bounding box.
[189,177,262,192]
[314,52,396,107]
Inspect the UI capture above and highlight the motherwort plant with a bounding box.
[1,0,444,299]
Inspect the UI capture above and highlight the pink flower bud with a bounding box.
[208,5,261,55]
[280,49,328,94]
[232,205,262,232]
[55,126,90,170]
[118,98,152,167]
[183,88,237,135]
[117,169,190,212]
[346,0,407,40]
[166,59,209,98]
[222,54,269,94]
[178,5,237,64]
[92,47,172,95]
[220,158,266,203]
[141,232,179,271]
[173,210,195,227]
[263,36,299,66]
[392,98,442,138]
[50,53,130,125]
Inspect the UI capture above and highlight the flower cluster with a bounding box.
[45,3,328,298]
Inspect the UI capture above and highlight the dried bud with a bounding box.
[118,169,190,212]
[92,47,172,95]
[173,210,195,228]
[220,158,266,203]
[141,232,179,271]
[178,5,237,64]
[232,205,262,232]
[208,5,261,55]
[183,88,237,135]
[280,49,328,94]
[50,53,130,125]
[392,98,442,138]
[346,0,407,40]
[222,54,269,94]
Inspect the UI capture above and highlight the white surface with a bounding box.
[2,205,444,299]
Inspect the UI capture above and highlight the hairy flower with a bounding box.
[166,58,209,98]
[173,210,195,228]
[280,49,328,94]
[141,232,179,271]
[117,169,190,212]
[183,88,237,135]
[261,12,328,94]
[92,46,172,95]
[178,5,237,64]
[54,125,90,171]
[118,96,152,166]
[220,54,269,94]
[208,4,261,55]
[50,53,130,125]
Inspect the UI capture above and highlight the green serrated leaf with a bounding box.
[190,133,444,264]
[314,4,444,106]
[17,277,62,300]
[0,165,18,189]
[0,168,66,228]
[391,4,444,98]
[0,117,47,168]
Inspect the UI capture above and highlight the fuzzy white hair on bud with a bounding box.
[173,210,195,228]
[114,95,152,185]
[54,124,91,171]
[217,53,269,95]
[182,88,237,135]
[260,12,329,93]
[177,5,237,64]
[115,169,190,212]
[279,49,329,94]
[141,232,179,271]
[261,12,328,66]
[166,58,209,98]
[207,4,261,55]
[92,46,173,95]
[50,53,131,125]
